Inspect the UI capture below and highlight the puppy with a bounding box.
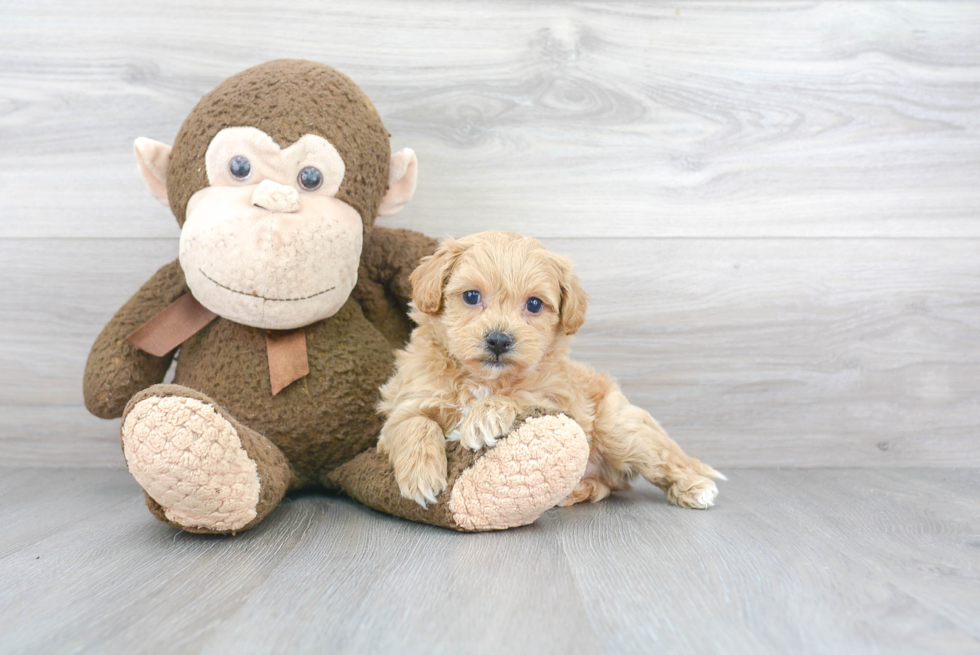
[377,231,723,509]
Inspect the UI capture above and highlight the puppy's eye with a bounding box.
[526,297,544,314]
[229,156,251,180]
[462,290,481,306]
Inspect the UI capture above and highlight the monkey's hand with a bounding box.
[360,227,438,305]
[379,415,448,507]
[83,259,189,419]
[457,397,519,450]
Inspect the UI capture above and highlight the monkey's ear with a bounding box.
[410,237,467,314]
[378,148,418,217]
[134,137,172,206]
[551,252,588,335]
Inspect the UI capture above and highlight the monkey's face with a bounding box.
[136,61,418,329]
[179,127,362,330]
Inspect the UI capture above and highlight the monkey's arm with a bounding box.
[360,227,438,305]
[353,227,437,347]
[83,259,188,419]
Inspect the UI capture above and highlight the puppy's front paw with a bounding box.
[666,476,719,509]
[458,398,518,451]
[383,417,449,507]
[394,451,448,508]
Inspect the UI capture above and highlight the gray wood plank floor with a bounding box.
[1,467,977,654]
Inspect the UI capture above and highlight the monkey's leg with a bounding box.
[330,409,590,531]
[120,384,291,534]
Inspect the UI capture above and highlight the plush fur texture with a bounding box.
[83,60,436,531]
[122,384,291,534]
[182,125,365,330]
[85,61,591,534]
[448,412,590,530]
[166,59,390,234]
[85,229,433,494]
[379,231,724,509]
[331,408,589,531]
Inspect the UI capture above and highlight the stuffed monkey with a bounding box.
[84,60,589,534]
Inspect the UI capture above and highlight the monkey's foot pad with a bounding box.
[449,414,590,531]
[122,395,261,532]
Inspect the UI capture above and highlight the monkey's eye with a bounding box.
[229,156,251,180]
[462,290,481,306]
[298,166,323,191]
[526,297,544,314]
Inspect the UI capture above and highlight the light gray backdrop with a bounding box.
[2,0,978,468]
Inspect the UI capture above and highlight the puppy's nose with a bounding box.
[485,331,514,356]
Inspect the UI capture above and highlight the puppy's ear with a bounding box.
[551,252,588,335]
[410,238,468,314]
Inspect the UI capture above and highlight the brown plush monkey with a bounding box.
[84,60,589,534]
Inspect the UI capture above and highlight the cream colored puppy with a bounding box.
[378,231,723,509]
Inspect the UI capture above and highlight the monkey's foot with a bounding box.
[448,413,590,530]
[332,410,590,531]
[121,384,290,534]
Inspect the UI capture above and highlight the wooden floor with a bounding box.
[1,467,977,654]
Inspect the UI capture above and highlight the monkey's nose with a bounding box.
[484,331,514,356]
[252,179,300,213]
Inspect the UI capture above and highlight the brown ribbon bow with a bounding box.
[125,292,309,395]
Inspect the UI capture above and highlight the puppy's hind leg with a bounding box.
[593,391,724,509]
[560,477,614,506]
[558,459,632,506]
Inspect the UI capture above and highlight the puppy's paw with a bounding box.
[458,398,518,451]
[381,417,449,507]
[394,451,448,508]
[666,476,719,509]
[558,477,613,506]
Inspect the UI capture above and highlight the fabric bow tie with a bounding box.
[125,292,309,395]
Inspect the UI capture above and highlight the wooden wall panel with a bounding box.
[2,238,977,467]
[1,1,977,467]
[1,1,979,239]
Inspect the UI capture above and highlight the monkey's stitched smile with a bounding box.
[199,269,335,302]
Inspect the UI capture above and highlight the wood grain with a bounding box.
[1,468,977,654]
[553,468,980,654]
[1,1,978,469]
[1,1,979,238]
[2,237,977,468]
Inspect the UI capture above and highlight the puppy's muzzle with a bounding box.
[484,330,514,357]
